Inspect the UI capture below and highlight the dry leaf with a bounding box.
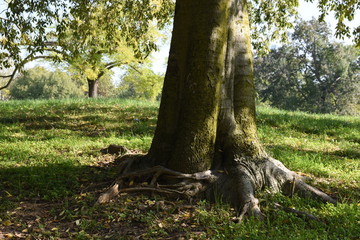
[2,220,13,226]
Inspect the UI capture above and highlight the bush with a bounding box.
[10,66,84,99]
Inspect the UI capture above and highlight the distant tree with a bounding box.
[97,71,117,98]
[0,0,174,97]
[10,66,84,100]
[68,67,116,98]
[118,65,164,101]
[255,19,360,115]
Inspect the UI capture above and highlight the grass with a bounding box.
[0,98,359,239]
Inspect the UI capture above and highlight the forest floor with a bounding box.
[0,98,359,239]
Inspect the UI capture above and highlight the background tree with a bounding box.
[10,66,84,99]
[255,19,360,115]
[117,64,164,101]
[0,0,174,97]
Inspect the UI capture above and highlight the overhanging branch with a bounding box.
[0,55,56,90]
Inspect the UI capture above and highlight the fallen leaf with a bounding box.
[4,233,14,238]
[2,220,13,226]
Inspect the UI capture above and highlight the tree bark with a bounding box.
[101,0,336,213]
[88,79,99,98]
[149,0,264,172]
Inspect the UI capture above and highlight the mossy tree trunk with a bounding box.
[99,0,335,215]
[145,0,335,213]
[149,0,263,172]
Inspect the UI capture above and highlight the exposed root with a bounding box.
[96,154,336,222]
[273,203,323,223]
[292,179,337,204]
[237,198,264,222]
[97,183,120,204]
[97,165,220,204]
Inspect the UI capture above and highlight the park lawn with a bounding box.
[0,98,359,239]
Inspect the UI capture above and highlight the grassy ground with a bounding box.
[0,98,359,239]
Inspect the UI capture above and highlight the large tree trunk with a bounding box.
[149,0,263,173]
[99,0,335,216]
[88,79,99,98]
[146,0,335,213]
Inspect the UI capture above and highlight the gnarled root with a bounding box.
[205,156,336,219]
[97,155,336,221]
[97,164,221,204]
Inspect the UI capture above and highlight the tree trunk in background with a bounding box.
[88,79,99,98]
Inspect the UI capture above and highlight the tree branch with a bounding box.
[0,55,56,90]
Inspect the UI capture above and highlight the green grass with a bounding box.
[0,98,359,239]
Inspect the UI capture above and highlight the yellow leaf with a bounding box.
[183,212,191,219]
[4,233,14,238]
[129,180,134,186]
[2,220,13,226]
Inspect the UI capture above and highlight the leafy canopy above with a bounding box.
[0,0,358,71]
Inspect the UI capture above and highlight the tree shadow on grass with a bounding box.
[0,161,116,206]
[0,157,160,239]
[0,111,157,140]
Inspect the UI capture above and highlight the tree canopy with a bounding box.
[0,0,174,91]
[255,19,360,115]
[118,64,164,101]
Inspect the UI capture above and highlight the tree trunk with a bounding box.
[149,0,263,172]
[99,0,336,214]
[88,79,99,98]
[145,0,335,213]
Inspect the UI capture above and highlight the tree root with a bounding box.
[273,203,324,223]
[97,165,221,204]
[96,153,336,221]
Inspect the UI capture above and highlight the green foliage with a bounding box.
[0,98,359,239]
[118,65,164,101]
[0,0,174,65]
[249,0,359,53]
[97,71,117,98]
[0,0,174,95]
[9,66,84,99]
[254,19,360,115]
[249,0,300,53]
